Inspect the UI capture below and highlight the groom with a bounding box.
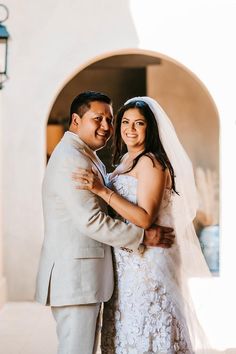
[35,91,175,354]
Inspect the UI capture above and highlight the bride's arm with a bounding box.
[73,156,168,229]
[108,156,167,229]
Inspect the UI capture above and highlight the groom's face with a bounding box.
[73,101,113,151]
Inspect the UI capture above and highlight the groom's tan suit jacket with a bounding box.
[35,131,143,306]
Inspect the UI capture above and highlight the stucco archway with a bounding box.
[46,50,220,270]
[46,49,219,169]
[3,49,220,302]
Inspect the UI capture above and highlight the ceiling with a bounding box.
[88,54,161,69]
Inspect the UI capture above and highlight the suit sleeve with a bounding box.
[53,151,144,251]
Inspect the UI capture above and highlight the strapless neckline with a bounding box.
[110,174,137,182]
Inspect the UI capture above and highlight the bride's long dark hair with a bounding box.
[112,100,178,194]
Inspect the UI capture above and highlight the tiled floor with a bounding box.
[0,302,57,354]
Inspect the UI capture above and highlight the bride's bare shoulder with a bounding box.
[136,153,163,171]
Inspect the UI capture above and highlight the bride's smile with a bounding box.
[121,108,147,152]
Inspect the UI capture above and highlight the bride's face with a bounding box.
[120,108,147,152]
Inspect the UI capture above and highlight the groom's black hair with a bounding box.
[69,91,112,126]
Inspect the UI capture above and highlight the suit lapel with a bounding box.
[63,131,106,184]
[82,148,106,184]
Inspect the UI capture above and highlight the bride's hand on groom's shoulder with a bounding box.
[143,225,175,248]
[72,167,104,195]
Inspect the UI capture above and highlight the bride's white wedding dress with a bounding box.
[101,174,193,354]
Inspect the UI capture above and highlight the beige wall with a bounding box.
[1,0,140,301]
[147,62,219,172]
[147,63,220,228]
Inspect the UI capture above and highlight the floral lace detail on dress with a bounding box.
[101,175,193,354]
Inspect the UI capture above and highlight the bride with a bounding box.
[73,97,211,353]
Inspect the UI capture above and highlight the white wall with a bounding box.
[1,0,236,350]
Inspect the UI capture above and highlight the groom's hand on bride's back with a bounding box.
[143,225,175,248]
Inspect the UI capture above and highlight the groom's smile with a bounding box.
[71,101,114,151]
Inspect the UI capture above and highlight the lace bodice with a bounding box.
[108,174,137,204]
[101,174,193,354]
[109,174,173,227]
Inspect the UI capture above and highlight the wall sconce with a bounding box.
[0,4,9,89]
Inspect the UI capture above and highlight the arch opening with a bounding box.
[46,51,220,274]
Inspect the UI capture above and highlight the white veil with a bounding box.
[125,96,212,353]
